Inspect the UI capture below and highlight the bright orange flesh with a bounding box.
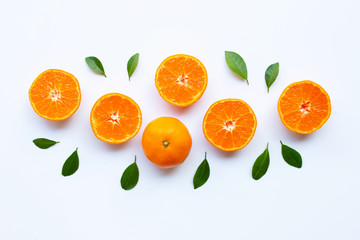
[142,117,192,168]
[90,93,142,144]
[203,99,257,151]
[155,54,207,107]
[29,69,81,121]
[278,80,331,134]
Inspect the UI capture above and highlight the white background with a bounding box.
[1,0,359,239]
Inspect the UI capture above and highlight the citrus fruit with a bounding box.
[155,54,207,107]
[90,93,142,144]
[203,99,257,151]
[278,80,331,134]
[29,69,81,121]
[142,117,192,168]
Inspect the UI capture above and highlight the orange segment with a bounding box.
[90,93,142,144]
[203,99,257,151]
[29,69,81,121]
[278,80,331,134]
[155,54,207,107]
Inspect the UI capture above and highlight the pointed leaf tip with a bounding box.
[62,148,79,176]
[85,56,106,77]
[33,138,59,149]
[225,51,248,84]
[252,144,270,180]
[265,62,279,92]
[127,53,139,80]
[280,141,302,168]
[121,156,139,190]
[193,152,210,189]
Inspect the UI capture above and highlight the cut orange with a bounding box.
[278,80,331,134]
[155,54,207,107]
[203,99,257,151]
[90,93,142,144]
[29,69,81,121]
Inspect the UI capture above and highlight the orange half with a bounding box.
[29,69,81,121]
[278,80,331,134]
[203,99,257,151]
[155,54,207,107]
[90,93,142,144]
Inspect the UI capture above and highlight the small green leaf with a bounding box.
[121,156,139,190]
[85,56,107,77]
[127,53,139,80]
[33,138,59,149]
[280,141,302,168]
[225,51,248,84]
[62,148,79,176]
[193,152,210,189]
[265,62,279,92]
[252,143,270,180]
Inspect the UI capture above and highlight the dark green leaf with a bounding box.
[252,143,270,180]
[280,141,302,168]
[85,56,107,77]
[121,156,139,190]
[193,152,210,189]
[33,138,59,149]
[265,62,279,92]
[62,148,79,176]
[127,53,139,80]
[225,51,248,84]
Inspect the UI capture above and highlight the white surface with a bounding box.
[1,0,359,239]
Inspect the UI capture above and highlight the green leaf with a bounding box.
[265,62,279,93]
[85,56,107,77]
[62,148,79,176]
[127,53,139,80]
[121,156,139,190]
[252,143,270,180]
[280,141,302,168]
[193,152,210,189]
[225,51,248,84]
[33,138,59,149]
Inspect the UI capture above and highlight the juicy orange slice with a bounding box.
[29,69,81,121]
[203,99,257,151]
[155,54,207,107]
[278,80,331,134]
[90,93,142,144]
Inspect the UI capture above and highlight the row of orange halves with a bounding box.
[28,54,331,168]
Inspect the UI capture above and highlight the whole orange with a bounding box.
[142,117,192,168]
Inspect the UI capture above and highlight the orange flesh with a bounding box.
[203,99,257,151]
[155,54,207,107]
[278,80,331,134]
[29,69,81,120]
[90,93,142,144]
